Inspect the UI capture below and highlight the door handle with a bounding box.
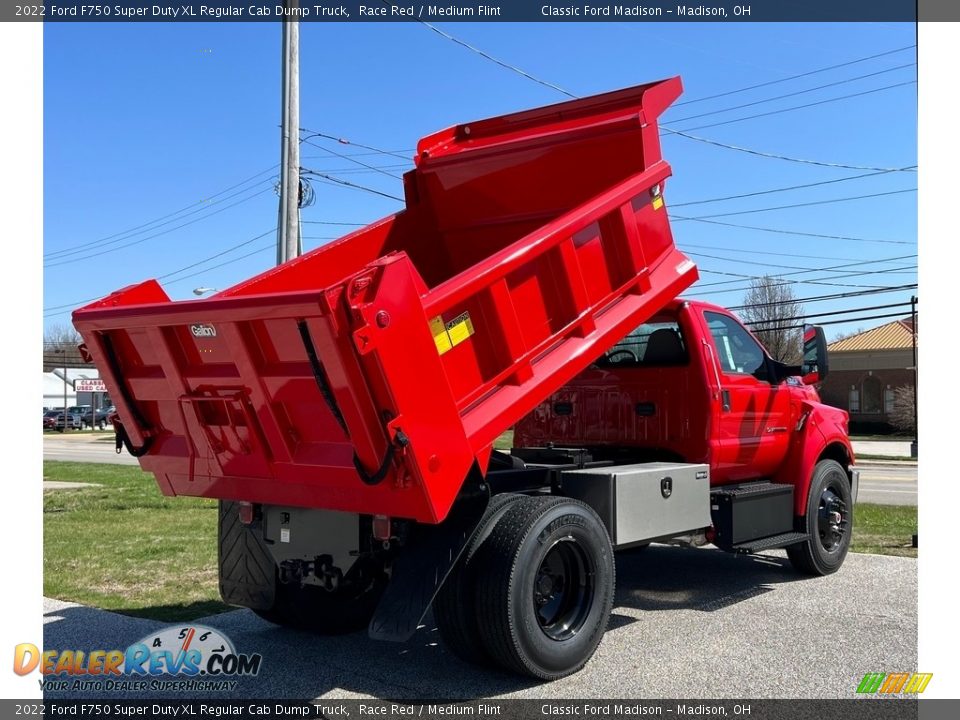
[721,390,731,413]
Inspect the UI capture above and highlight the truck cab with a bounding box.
[515,298,857,530]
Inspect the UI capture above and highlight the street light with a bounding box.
[193,287,219,297]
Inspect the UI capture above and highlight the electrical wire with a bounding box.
[727,284,917,310]
[674,80,916,133]
[686,251,917,275]
[672,214,912,246]
[668,63,915,124]
[301,138,403,179]
[299,128,413,161]
[301,169,404,202]
[680,242,901,263]
[749,311,913,331]
[673,44,916,108]
[746,301,913,327]
[670,166,916,208]
[672,188,915,222]
[44,185,275,268]
[43,165,279,259]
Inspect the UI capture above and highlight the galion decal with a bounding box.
[190,324,217,338]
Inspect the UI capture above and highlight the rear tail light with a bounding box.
[372,515,392,541]
[238,502,255,525]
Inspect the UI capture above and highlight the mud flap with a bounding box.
[218,501,276,611]
[368,481,489,642]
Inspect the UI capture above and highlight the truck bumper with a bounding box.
[849,465,860,505]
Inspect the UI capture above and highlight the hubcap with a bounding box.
[817,485,848,553]
[532,537,595,641]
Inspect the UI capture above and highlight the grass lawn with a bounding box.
[43,461,229,622]
[43,461,917,620]
[851,503,917,558]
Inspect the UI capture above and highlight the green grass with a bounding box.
[851,503,917,558]
[494,429,514,450]
[43,461,230,622]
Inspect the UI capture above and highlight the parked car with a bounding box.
[81,406,114,430]
[42,410,61,430]
[48,411,82,432]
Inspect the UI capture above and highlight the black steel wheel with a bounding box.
[787,459,853,576]
[473,496,615,679]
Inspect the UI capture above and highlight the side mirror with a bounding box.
[801,325,829,385]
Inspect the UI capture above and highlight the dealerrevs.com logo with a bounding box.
[14,625,262,692]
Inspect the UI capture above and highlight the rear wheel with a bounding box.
[433,492,522,665]
[787,459,853,576]
[473,496,615,679]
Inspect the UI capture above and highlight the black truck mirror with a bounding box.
[801,325,829,385]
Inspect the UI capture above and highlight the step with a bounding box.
[732,532,809,554]
[711,481,793,499]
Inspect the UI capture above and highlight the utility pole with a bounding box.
[277,0,301,265]
[911,295,918,458]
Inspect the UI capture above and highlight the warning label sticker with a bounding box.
[430,311,475,355]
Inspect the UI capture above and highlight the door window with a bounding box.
[705,312,766,377]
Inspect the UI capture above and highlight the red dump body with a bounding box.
[73,78,698,523]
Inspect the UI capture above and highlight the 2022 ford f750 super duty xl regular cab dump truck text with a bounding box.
[74,77,858,680]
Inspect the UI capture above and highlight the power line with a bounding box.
[301,168,404,202]
[727,284,917,310]
[686,250,917,275]
[689,268,916,296]
[674,79,916,132]
[43,165,278,259]
[299,128,413,161]
[672,214,912,245]
[750,311,912,331]
[402,19,915,174]
[302,220,365,226]
[301,138,403,179]
[673,44,916,108]
[44,185,275,268]
[680,242,904,263]
[670,166,916,208]
[660,127,915,173]
[669,63,915,124]
[672,188,915,222]
[747,301,912,327]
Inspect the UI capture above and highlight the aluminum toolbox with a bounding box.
[560,462,711,547]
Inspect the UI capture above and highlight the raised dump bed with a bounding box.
[73,78,698,523]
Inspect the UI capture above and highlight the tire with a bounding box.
[787,459,853,576]
[433,492,523,665]
[473,496,615,679]
[253,566,387,635]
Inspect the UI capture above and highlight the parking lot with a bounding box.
[43,545,916,700]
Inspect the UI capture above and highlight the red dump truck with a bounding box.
[73,77,857,680]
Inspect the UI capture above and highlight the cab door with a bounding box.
[698,310,793,483]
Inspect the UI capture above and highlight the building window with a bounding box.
[849,387,860,412]
[862,376,883,414]
[884,387,895,414]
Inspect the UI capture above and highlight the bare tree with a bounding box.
[889,385,916,435]
[739,275,804,364]
[43,323,89,372]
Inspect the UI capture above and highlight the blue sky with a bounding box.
[43,21,917,339]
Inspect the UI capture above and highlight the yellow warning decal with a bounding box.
[430,311,475,355]
[652,196,664,211]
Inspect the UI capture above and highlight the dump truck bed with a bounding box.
[73,78,698,523]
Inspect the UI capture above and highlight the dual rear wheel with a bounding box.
[434,495,615,680]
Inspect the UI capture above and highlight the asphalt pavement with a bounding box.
[43,547,916,700]
[43,432,140,466]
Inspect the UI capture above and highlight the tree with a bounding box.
[43,323,88,372]
[889,385,916,435]
[738,275,804,364]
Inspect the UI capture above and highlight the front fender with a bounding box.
[773,401,853,516]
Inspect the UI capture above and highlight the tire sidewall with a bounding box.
[508,503,614,677]
[805,460,853,573]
